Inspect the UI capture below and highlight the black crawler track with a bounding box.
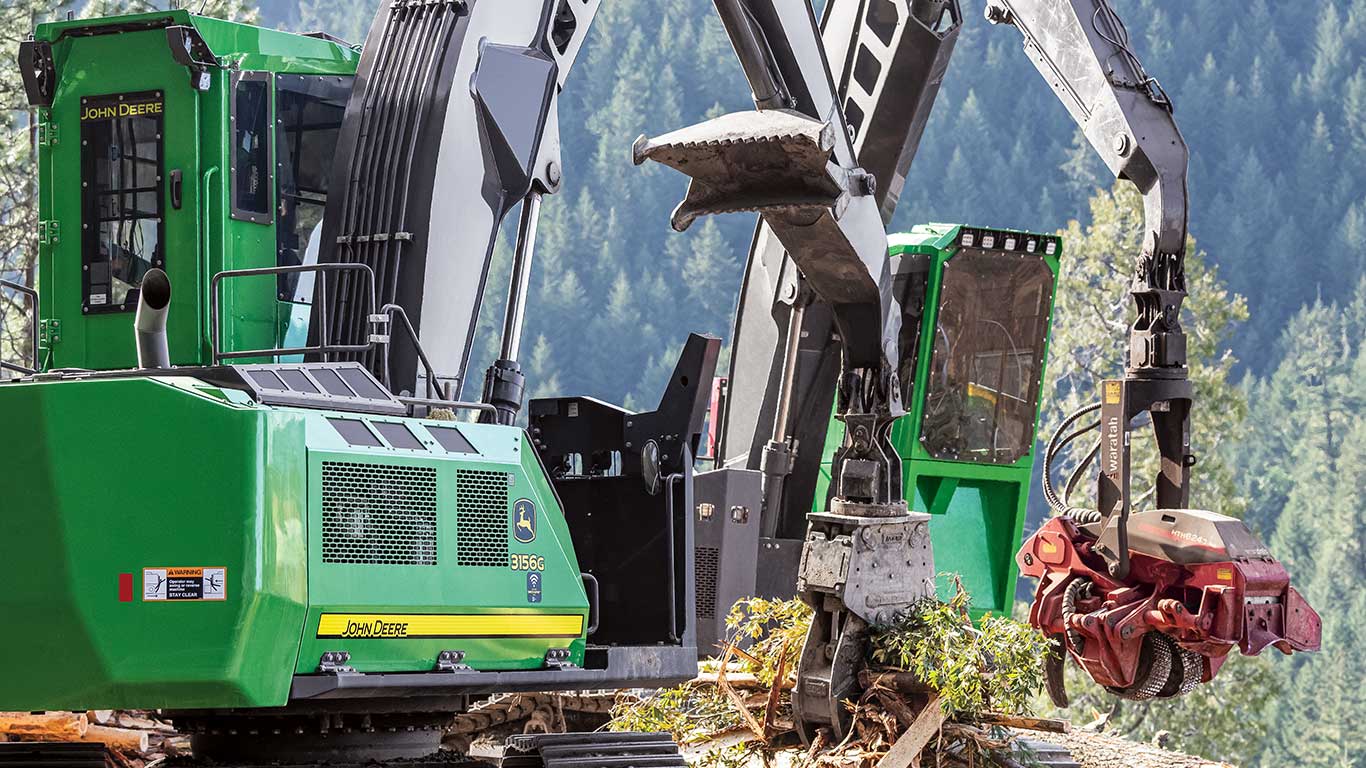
[502,732,686,768]
[0,743,118,768]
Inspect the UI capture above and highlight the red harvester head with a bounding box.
[1018,509,1321,702]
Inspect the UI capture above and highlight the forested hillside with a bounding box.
[258,0,1366,397]
[1,0,1363,765]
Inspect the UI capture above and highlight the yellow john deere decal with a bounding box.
[316,613,583,639]
[81,99,163,122]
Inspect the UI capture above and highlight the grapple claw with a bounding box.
[633,109,851,233]
[1044,635,1069,708]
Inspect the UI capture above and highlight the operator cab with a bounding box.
[870,224,1060,619]
[17,10,358,373]
[893,225,1057,466]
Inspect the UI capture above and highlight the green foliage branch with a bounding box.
[869,581,1050,719]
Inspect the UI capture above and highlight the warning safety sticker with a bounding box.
[143,567,227,602]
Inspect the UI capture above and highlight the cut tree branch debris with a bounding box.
[716,646,768,741]
[875,694,945,768]
[612,595,1247,768]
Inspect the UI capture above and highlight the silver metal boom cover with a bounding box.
[314,0,600,396]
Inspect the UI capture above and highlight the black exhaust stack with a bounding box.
[135,268,172,370]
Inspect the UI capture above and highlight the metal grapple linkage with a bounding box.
[636,0,941,743]
[633,0,905,515]
[633,110,906,505]
[985,0,1322,701]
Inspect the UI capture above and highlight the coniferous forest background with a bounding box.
[2,1,1365,765]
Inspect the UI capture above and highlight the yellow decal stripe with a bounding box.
[1104,381,1122,405]
[317,613,584,639]
[966,382,999,406]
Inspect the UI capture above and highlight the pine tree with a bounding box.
[679,219,730,334]
[1261,460,1366,767]
[1308,2,1348,100]
[0,0,54,373]
[1228,279,1366,766]
[1059,128,1107,207]
[940,147,981,224]
[525,334,562,400]
[1240,295,1355,543]
[1346,67,1366,160]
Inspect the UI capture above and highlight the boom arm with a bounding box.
[985,0,1190,372]
[717,0,963,540]
[984,0,1192,579]
[636,0,960,742]
[636,0,913,512]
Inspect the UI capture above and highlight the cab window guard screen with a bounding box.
[920,249,1054,465]
[80,90,165,314]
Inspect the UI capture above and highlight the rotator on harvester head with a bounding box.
[639,0,1321,742]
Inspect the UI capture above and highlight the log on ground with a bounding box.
[0,712,90,741]
[1023,729,1236,768]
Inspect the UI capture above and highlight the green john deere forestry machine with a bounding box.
[2,2,718,762]
[1,0,1320,762]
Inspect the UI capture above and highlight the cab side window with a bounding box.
[80,91,164,313]
[275,75,351,301]
[232,73,271,223]
[920,250,1054,464]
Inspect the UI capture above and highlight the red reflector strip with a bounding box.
[119,573,134,602]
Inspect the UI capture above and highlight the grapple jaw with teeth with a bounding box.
[1018,511,1322,704]
[632,109,855,232]
[633,108,897,385]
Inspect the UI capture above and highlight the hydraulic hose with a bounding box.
[1042,402,1102,522]
[1062,578,1093,654]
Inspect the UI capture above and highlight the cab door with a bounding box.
[45,25,201,369]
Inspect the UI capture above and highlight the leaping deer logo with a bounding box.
[513,499,536,543]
